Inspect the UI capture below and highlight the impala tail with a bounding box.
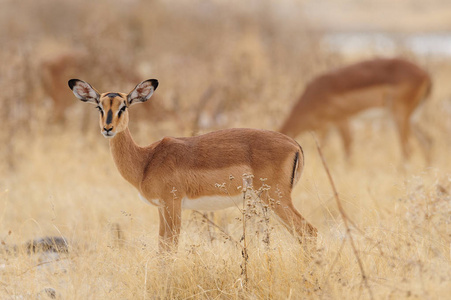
[291,143,304,189]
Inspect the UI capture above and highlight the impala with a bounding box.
[69,79,317,251]
[280,58,432,159]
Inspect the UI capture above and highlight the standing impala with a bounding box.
[280,58,432,159]
[69,79,317,251]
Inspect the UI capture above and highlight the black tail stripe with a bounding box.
[294,140,304,167]
[291,151,299,188]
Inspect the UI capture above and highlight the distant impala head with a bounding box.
[68,79,158,138]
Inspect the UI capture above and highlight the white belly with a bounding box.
[139,193,244,211]
[181,194,243,211]
[138,193,163,207]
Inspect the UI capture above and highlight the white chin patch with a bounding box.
[181,195,244,211]
[102,132,116,138]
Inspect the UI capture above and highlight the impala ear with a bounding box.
[127,79,158,106]
[68,79,100,104]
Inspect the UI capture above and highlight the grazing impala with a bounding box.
[69,79,317,251]
[280,58,432,159]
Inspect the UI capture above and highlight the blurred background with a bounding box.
[1,0,451,165]
[1,0,451,234]
[0,0,451,297]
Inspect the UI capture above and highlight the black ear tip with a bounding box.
[68,79,80,90]
[148,79,159,90]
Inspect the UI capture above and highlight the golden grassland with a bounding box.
[1,0,451,299]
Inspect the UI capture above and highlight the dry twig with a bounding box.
[313,133,374,300]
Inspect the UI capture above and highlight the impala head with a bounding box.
[68,79,158,138]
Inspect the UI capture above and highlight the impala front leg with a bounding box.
[158,201,182,252]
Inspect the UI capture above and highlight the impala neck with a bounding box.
[109,128,147,189]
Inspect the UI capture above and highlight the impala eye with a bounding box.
[118,105,127,118]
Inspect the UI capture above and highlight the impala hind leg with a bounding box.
[336,120,353,159]
[158,202,182,252]
[393,108,413,160]
[392,86,430,161]
[409,89,433,163]
[271,198,317,243]
[412,122,433,163]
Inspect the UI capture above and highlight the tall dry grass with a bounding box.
[0,0,450,299]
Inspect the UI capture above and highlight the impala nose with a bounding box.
[102,126,115,138]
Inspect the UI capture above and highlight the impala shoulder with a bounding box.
[150,136,189,162]
[159,136,181,144]
[154,136,188,149]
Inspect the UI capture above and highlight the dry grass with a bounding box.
[0,0,451,299]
